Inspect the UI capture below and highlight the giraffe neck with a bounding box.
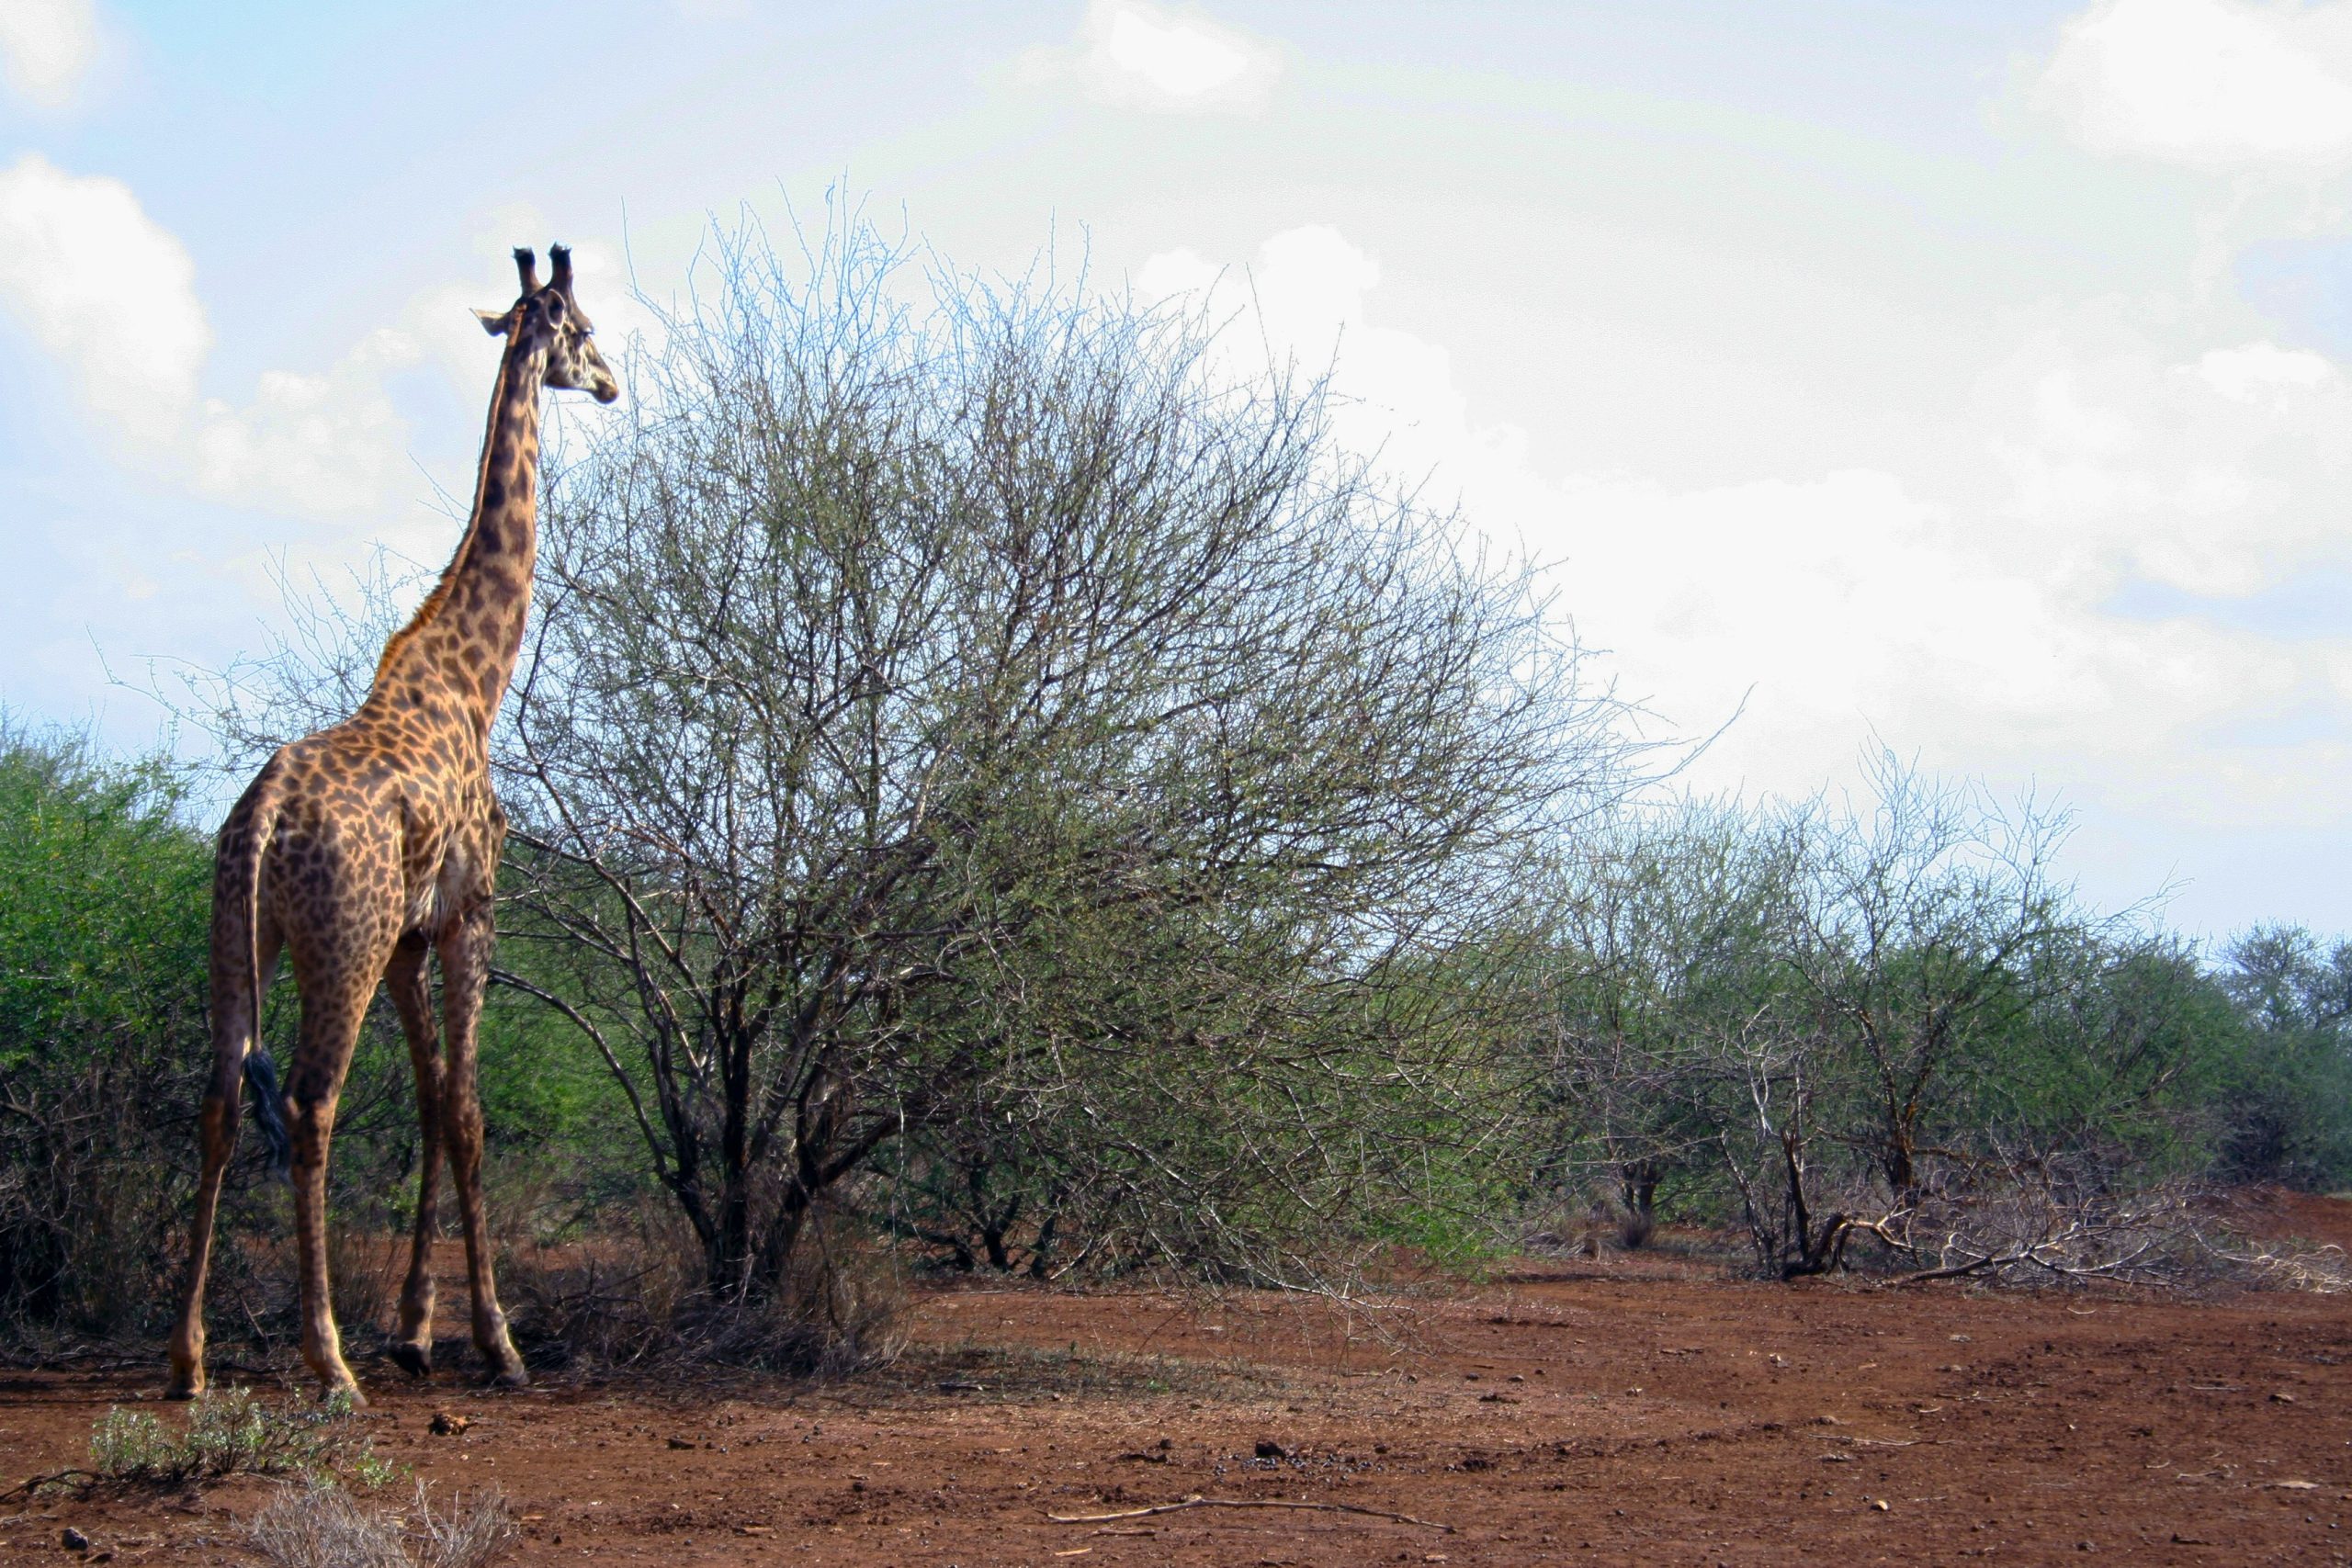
[367,333,548,739]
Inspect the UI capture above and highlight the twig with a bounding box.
[1047,1495,1453,1532]
[0,1468,98,1504]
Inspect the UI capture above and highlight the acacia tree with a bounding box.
[1535,803,1794,1246]
[1773,752,2099,1207]
[492,219,1628,1300]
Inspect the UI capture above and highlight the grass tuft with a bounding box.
[248,1482,517,1568]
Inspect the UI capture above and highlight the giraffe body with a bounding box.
[168,247,616,1403]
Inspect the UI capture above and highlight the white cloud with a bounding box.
[1138,225,2352,832]
[0,155,207,434]
[2195,338,2337,398]
[0,153,424,518]
[0,0,98,111]
[1019,0,1280,114]
[1989,324,2352,598]
[2038,0,2352,167]
[188,329,424,514]
[1136,227,1501,505]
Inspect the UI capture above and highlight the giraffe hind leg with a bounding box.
[166,927,280,1399]
[282,941,391,1405]
[164,1055,243,1400]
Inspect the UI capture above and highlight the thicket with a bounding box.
[6,716,2341,1345]
[1529,758,2352,1280]
[5,214,2347,1356]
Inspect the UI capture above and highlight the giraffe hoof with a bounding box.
[388,1342,434,1379]
[162,1382,200,1403]
[488,1367,530,1392]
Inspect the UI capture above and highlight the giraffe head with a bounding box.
[475,244,620,403]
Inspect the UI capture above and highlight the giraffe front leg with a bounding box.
[384,936,444,1378]
[440,905,526,1388]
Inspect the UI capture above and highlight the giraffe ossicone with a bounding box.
[166,243,619,1404]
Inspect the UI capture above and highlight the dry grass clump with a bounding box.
[501,1204,907,1379]
[248,1482,516,1568]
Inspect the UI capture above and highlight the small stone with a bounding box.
[1255,1438,1289,1460]
[667,1437,695,1450]
[1870,1499,1890,1513]
[62,1527,90,1552]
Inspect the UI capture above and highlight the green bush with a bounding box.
[0,725,211,1331]
[2214,926,2352,1190]
[81,1387,394,1491]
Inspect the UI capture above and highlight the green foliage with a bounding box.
[0,727,209,1073]
[81,1388,395,1492]
[0,723,211,1330]
[2213,925,2352,1189]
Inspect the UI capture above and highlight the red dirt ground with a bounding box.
[5,1194,2348,1566]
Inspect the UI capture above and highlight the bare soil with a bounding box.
[5,1193,2349,1566]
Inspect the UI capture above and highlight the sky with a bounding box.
[2,0,2349,940]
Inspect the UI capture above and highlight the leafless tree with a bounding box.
[469,215,1632,1299]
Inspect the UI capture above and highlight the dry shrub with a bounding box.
[328,1223,402,1343]
[1891,1182,2207,1287]
[499,1202,905,1378]
[1884,1174,2352,1294]
[249,1482,515,1568]
[2215,1241,2352,1293]
[499,1202,699,1371]
[682,1224,909,1377]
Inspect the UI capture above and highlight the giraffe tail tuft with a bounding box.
[242,1048,290,1180]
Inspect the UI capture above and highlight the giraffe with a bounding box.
[166,245,619,1404]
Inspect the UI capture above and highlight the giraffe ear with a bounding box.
[475,309,511,338]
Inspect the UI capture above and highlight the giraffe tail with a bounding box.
[223,764,291,1179]
[243,1048,289,1179]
